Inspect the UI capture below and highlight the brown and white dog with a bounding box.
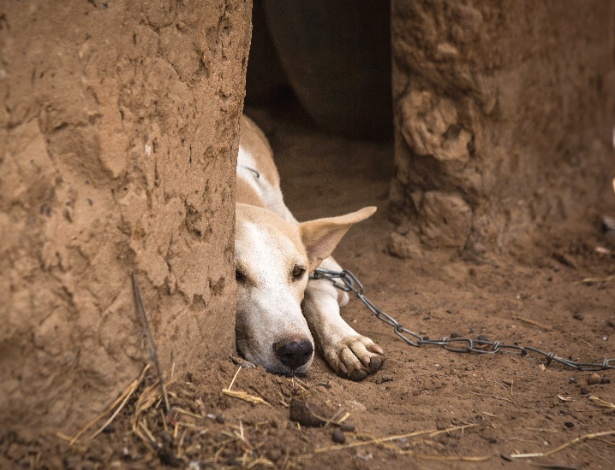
[235,115,384,380]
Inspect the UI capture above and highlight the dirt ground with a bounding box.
[2,102,615,469]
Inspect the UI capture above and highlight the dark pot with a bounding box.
[262,0,392,140]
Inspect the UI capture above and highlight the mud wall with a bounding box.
[0,0,251,432]
[389,0,615,258]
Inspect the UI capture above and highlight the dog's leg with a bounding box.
[303,258,384,381]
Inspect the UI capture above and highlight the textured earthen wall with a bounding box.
[0,0,251,431]
[389,0,615,258]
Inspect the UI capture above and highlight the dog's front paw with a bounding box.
[324,336,384,381]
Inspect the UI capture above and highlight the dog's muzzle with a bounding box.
[273,338,313,370]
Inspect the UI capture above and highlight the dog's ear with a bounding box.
[299,206,377,271]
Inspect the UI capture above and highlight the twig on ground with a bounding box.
[400,450,492,462]
[173,407,205,420]
[222,366,271,405]
[88,365,150,440]
[131,272,171,415]
[68,364,150,445]
[314,423,478,454]
[470,391,514,404]
[514,316,552,331]
[508,430,615,459]
[222,389,272,406]
[227,366,242,391]
[579,275,615,285]
[589,396,615,410]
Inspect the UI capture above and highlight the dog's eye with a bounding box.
[235,269,247,283]
[291,265,306,280]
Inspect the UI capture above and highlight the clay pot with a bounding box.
[262,0,392,140]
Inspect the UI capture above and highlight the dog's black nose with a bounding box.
[274,338,313,370]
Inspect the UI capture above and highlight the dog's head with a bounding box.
[235,204,376,375]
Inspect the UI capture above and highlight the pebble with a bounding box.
[572,313,584,321]
[102,424,116,434]
[601,376,611,384]
[375,375,394,384]
[450,331,462,338]
[587,373,602,385]
[332,429,346,444]
[564,421,574,428]
[340,423,356,433]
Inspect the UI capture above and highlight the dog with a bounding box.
[235,115,384,380]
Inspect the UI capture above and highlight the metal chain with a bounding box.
[311,268,615,372]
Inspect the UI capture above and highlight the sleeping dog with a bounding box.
[235,115,384,380]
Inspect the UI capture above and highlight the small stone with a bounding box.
[157,447,181,467]
[569,377,577,384]
[601,376,611,384]
[340,423,356,433]
[332,429,346,444]
[572,313,584,321]
[102,424,116,434]
[477,335,490,342]
[375,375,394,384]
[564,421,574,428]
[450,332,462,338]
[588,373,602,385]
[215,414,225,424]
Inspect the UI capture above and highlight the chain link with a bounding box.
[311,268,615,372]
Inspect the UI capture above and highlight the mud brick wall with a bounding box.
[389,0,615,258]
[0,0,251,431]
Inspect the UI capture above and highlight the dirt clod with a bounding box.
[340,423,356,433]
[588,373,602,385]
[157,447,181,468]
[289,398,326,427]
[332,429,346,444]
